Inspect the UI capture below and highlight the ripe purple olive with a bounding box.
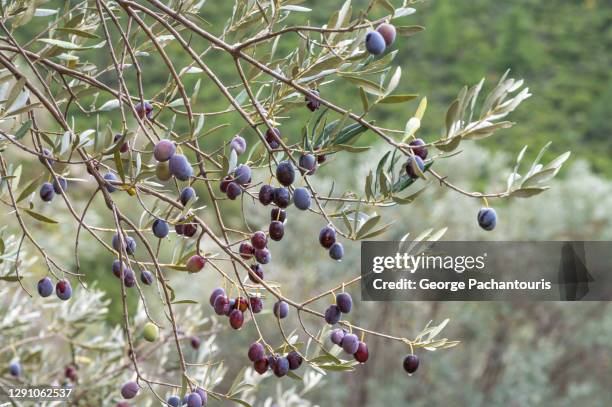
[112,260,124,279]
[190,336,201,350]
[52,177,68,194]
[209,287,225,306]
[213,295,230,315]
[234,164,251,186]
[230,135,247,155]
[174,221,184,236]
[56,279,72,300]
[269,221,284,241]
[120,381,139,399]
[248,343,265,362]
[305,90,321,112]
[477,207,497,231]
[276,161,295,186]
[251,231,267,250]
[293,187,311,210]
[409,138,428,160]
[167,395,181,407]
[259,184,274,205]
[249,264,264,283]
[220,176,232,193]
[153,140,176,162]
[330,328,346,346]
[65,364,77,382]
[324,305,342,325]
[376,23,397,46]
[135,101,153,120]
[273,187,290,208]
[287,351,303,370]
[315,147,327,164]
[403,354,419,374]
[273,300,289,319]
[250,296,263,313]
[319,226,336,249]
[255,248,271,264]
[341,333,359,354]
[271,208,287,223]
[179,187,196,206]
[298,154,317,175]
[123,268,136,288]
[329,242,344,261]
[186,255,206,273]
[152,219,169,238]
[112,234,137,255]
[186,392,202,407]
[182,221,198,237]
[272,356,290,377]
[405,155,425,179]
[103,172,119,193]
[253,357,269,374]
[336,292,352,313]
[37,276,54,297]
[111,265,127,281]
[169,154,193,181]
[114,134,129,153]
[365,31,386,55]
[195,388,207,405]
[9,362,20,377]
[234,297,249,312]
[354,341,369,363]
[229,309,244,329]
[125,237,137,255]
[40,182,55,202]
[226,182,242,200]
[265,128,281,149]
[140,270,154,285]
[239,242,255,259]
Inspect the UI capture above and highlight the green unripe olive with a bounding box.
[155,161,172,181]
[143,322,159,342]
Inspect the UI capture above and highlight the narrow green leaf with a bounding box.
[14,120,32,140]
[16,177,41,203]
[339,74,384,96]
[356,214,381,239]
[318,363,355,371]
[358,222,394,239]
[364,171,373,201]
[55,28,99,39]
[24,209,58,224]
[511,187,549,198]
[114,150,125,183]
[38,38,106,50]
[445,99,459,136]
[0,275,22,282]
[379,94,418,104]
[172,299,198,304]
[396,25,425,36]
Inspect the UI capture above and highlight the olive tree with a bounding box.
[0,0,569,405]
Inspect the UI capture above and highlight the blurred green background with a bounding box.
[4,0,612,405]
